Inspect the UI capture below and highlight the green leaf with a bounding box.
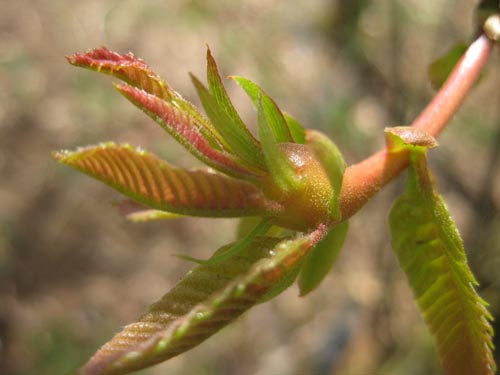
[190,73,266,173]
[257,97,299,193]
[231,76,293,143]
[298,221,349,296]
[428,43,468,90]
[177,218,272,265]
[389,149,495,375]
[53,143,269,218]
[283,112,306,144]
[77,233,317,375]
[205,48,264,153]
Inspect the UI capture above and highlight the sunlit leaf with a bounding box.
[283,112,306,144]
[389,148,495,375]
[115,83,258,179]
[67,47,224,149]
[205,48,263,155]
[257,98,299,193]
[190,74,266,172]
[231,76,293,143]
[298,221,349,296]
[77,233,317,375]
[53,143,269,217]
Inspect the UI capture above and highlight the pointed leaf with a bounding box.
[389,149,495,375]
[284,112,306,144]
[77,232,318,375]
[177,218,272,265]
[190,73,266,172]
[67,48,224,148]
[299,221,349,296]
[305,130,346,220]
[53,143,269,217]
[115,83,258,179]
[231,76,293,143]
[205,48,263,151]
[258,97,299,193]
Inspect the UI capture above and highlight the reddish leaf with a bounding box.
[53,143,269,217]
[77,232,318,375]
[116,83,261,179]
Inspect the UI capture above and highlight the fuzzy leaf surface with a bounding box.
[67,48,223,148]
[115,83,257,179]
[389,150,494,375]
[77,233,317,375]
[53,143,268,217]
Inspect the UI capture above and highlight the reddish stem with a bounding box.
[340,35,494,220]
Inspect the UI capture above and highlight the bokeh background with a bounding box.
[1,1,499,374]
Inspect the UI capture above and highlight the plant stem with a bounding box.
[340,34,494,220]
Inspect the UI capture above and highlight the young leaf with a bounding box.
[67,48,224,149]
[190,73,266,172]
[298,221,349,296]
[231,76,294,143]
[115,83,258,179]
[283,112,306,144]
[53,143,269,217]
[389,149,495,375]
[205,48,263,150]
[257,97,299,193]
[77,232,318,375]
[177,218,272,265]
[305,130,346,220]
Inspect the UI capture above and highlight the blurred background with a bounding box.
[1,1,499,374]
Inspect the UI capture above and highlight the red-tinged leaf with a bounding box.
[77,231,320,375]
[115,83,261,180]
[67,48,222,144]
[67,47,175,101]
[53,143,269,217]
[67,47,234,167]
